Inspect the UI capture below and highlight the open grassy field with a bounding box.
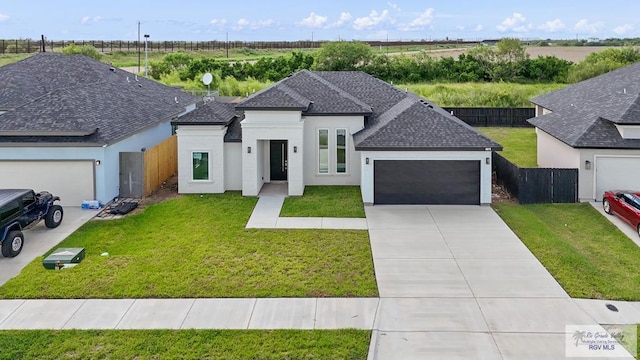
[494,203,640,300]
[0,329,371,360]
[0,193,377,299]
[405,82,566,108]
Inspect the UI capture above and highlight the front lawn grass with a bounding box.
[494,203,640,300]
[0,329,371,360]
[0,193,377,298]
[478,127,537,167]
[281,186,365,218]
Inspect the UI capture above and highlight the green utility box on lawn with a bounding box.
[43,248,85,270]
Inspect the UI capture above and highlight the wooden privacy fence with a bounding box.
[119,135,177,199]
[144,135,177,197]
[445,107,535,127]
[492,152,578,204]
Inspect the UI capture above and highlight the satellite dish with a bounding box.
[202,72,213,86]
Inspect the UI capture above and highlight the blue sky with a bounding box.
[0,1,637,41]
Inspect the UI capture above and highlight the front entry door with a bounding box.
[270,140,288,181]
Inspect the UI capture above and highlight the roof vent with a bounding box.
[624,88,627,94]
[126,76,130,83]
[109,67,115,72]
[135,74,139,82]
[138,83,142,88]
[174,96,179,104]
[427,104,433,109]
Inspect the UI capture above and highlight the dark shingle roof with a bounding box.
[172,101,236,125]
[0,53,198,145]
[236,70,499,151]
[530,62,640,148]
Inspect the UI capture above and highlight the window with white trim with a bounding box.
[336,129,347,173]
[192,152,210,180]
[318,129,329,174]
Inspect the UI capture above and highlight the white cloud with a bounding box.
[353,10,389,30]
[496,12,531,33]
[327,12,352,29]
[538,19,565,32]
[574,19,604,33]
[475,24,484,31]
[397,8,435,31]
[250,19,274,30]
[237,18,250,27]
[80,16,102,25]
[409,8,435,27]
[0,13,9,22]
[210,18,227,26]
[388,2,400,11]
[456,25,465,31]
[613,24,633,35]
[300,12,328,28]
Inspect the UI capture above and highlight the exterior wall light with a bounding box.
[247,146,252,154]
[486,157,490,165]
[365,157,370,165]
[585,160,591,170]
[95,160,101,166]
[293,146,297,153]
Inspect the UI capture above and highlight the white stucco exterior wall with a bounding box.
[302,115,364,186]
[224,143,243,191]
[580,149,640,201]
[175,125,227,194]
[359,150,494,205]
[241,110,305,196]
[536,128,581,169]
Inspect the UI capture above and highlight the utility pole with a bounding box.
[137,21,141,73]
[144,34,150,77]
[226,32,229,58]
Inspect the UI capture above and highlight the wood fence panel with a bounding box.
[143,135,177,197]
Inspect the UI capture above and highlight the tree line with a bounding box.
[63,39,640,87]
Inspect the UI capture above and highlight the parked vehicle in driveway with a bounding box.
[0,189,63,257]
[602,190,640,237]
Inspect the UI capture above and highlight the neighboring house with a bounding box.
[173,70,501,205]
[529,62,640,201]
[0,53,199,206]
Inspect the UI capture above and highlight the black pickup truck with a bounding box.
[0,189,63,257]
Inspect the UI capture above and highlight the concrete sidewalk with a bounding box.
[0,298,379,330]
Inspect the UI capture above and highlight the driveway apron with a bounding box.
[365,205,630,360]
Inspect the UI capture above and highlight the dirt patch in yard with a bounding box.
[134,174,181,212]
[492,173,517,204]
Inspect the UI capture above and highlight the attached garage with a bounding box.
[595,156,640,200]
[0,161,95,206]
[374,160,481,205]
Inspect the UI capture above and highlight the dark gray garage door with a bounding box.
[374,160,480,205]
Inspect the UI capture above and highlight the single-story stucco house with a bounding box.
[0,53,199,206]
[529,62,640,201]
[173,70,502,205]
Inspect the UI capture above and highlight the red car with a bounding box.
[602,190,640,237]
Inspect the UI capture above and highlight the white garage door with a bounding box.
[0,161,95,206]
[595,156,640,200]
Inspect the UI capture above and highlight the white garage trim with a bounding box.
[594,155,640,201]
[0,160,95,206]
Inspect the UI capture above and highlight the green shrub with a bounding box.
[61,44,102,61]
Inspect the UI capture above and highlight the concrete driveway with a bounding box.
[366,205,633,360]
[0,207,98,285]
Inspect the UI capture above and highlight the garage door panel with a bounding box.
[596,157,640,201]
[374,160,480,205]
[0,161,95,206]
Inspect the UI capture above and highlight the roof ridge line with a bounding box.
[305,71,372,112]
[619,92,640,123]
